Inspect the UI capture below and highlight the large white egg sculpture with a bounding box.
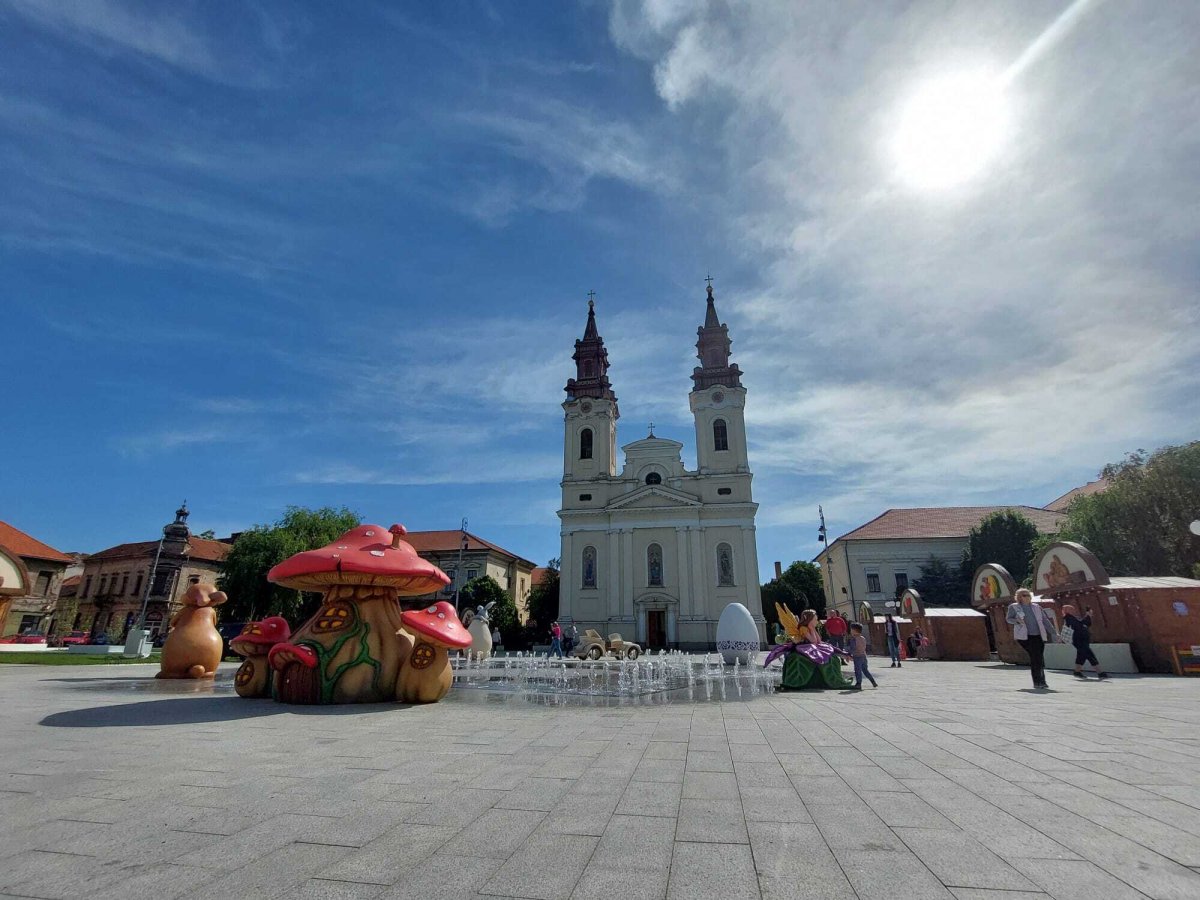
[716,602,761,665]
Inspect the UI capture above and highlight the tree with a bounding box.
[1056,442,1200,577]
[198,529,216,540]
[959,509,1041,588]
[912,555,970,606]
[219,506,361,623]
[526,558,560,628]
[459,575,521,646]
[760,561,827,623]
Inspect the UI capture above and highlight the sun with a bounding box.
[892,71,1010,191]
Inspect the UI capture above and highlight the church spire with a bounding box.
[692,280,743,390]
[565,295,618,410]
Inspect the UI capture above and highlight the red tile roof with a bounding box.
[1044,478,1110,512]
[401,530,535,567]
[834,506,1064,542]
[0,520,73,564]
[87,537,232,563]
[531,566,550,586]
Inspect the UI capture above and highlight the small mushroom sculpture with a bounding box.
[229,617,291,698]
[265,524,450,704]
[398,601,473,703]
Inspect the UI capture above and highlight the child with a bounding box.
[849,623,877,690]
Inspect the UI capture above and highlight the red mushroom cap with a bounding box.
[230,616,291,649]
[401,601,473,649]
[267,524,450,595]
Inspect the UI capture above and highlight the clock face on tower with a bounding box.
[581,402,593,413]
[712,391,724,403]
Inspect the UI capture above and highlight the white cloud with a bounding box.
[606,0,1200,540]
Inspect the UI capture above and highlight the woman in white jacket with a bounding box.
[1005,588,1058,690]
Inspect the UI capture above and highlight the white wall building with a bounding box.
[557,285,764,650]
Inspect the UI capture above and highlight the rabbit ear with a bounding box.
[486,601,496,611]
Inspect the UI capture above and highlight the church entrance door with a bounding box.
[647,610,666,649]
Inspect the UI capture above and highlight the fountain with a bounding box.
[449,649,781,706]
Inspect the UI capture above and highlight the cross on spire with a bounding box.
[587,289,596,310]
[705,274,713,288]
[648,422,655,436]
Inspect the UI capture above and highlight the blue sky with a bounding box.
[3,0,1198,575]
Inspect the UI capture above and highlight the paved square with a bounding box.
[2,661,1200,899]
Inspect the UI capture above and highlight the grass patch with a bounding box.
[0,651,163,665]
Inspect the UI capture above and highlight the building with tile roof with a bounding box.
[68,504,232,642]
[820,505,1066,617]
[1044,478,1110,512]
[0,520,74,637]
[403,529,537,622]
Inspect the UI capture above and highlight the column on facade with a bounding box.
[607,527,621,622]
[674,526,692,606]
[740,525,765,639]
[559,532,573,622]
[620,528,634,621]
[689,526,706,621]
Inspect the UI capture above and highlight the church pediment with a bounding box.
[607,485,701,511]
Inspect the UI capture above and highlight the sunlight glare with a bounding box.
[892,71,1010,191]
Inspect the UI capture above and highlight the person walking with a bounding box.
[848,623,877,690]
[884,614,902,667]
[824,610,848,651]
[1006,588,1058,689]
[491,625,502,653]
[1061,604,1109,680]
[549,621,564,658]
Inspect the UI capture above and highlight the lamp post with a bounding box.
[452,518,468,614]
[817,505,836,616]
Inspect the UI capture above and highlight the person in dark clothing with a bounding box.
[1061,604,1109,680]
[884,614,902,667]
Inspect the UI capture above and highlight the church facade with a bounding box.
[557,284,764,650]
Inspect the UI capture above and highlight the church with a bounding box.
[557,283,765,650]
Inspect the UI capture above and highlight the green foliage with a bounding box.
[1056,443,1200,577]
[218,506,361,623]
[526,558,560,628]
[459,576,521,646]
[912,555,970,606]
[761,560,827,621]
[960,509,1041,588]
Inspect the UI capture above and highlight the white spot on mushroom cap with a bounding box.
[427,606,437,613]
[365,530,375,536]
[337,545,348,550]
[369,550,385,557]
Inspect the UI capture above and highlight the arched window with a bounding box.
[644,471,662,485]
[582,546,597,589]
[580,427,593,460]
[713,419,729,452]
[647,543,663,587]
[716,543,735,586]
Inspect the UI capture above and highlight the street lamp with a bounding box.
[452,517,468,614]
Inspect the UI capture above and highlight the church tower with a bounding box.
[689,282,749,475]
[562,299,619,481]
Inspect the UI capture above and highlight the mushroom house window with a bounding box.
[580,428,593,460]
[647,543,663,587]
[582,546,597,589]
[645,472,662,485]
[716,544,735,586]
[713,419,729,451]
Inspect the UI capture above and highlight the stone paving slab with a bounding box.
[3,662,1200,899]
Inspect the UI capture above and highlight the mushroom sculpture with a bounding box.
[265,524,450,704]
[229,617,291,698]
[398,601,473,703]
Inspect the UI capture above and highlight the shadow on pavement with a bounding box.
[40,697,409,727]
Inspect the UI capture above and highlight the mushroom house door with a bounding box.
[647,610,666,649]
